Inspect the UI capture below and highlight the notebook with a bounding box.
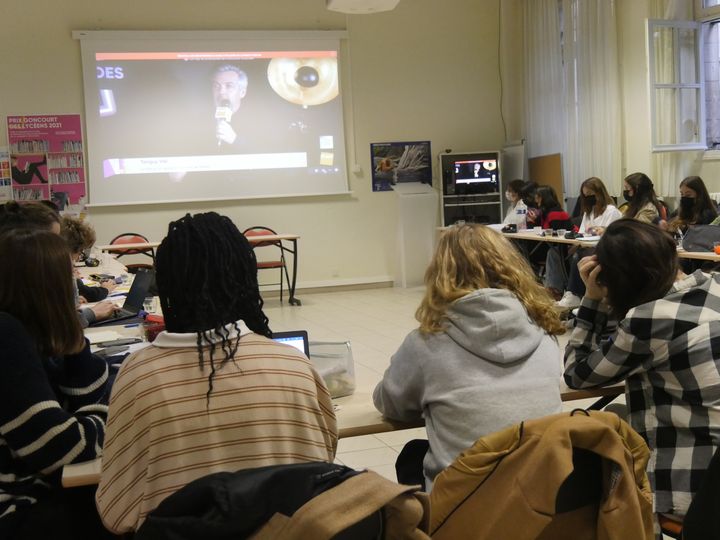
[89,268,154,327]
[272,330,310,356]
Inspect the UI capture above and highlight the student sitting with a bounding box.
[60,215,117,302]
[553,177,622,309]
[665,175,718,234]
[502,179,528,225]
[0,200,60,234]
[622,172,663,223]
[373,224,564,490]
[96,212,338,534]
[0,202,116,326]
[564,219,720,522]
[0,229,111,540]
[535,185,572,230]
[520,181,541,227]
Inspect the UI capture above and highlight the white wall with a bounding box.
[0,0,508,288]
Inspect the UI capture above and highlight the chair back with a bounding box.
[108,232,155,274]
[109,233,154,257]
[243,226,279,248]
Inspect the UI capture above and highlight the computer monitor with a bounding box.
[451,156,499,194]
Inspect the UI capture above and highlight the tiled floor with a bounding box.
[263,286,628,484]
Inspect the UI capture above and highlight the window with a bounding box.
[648,20,705,152]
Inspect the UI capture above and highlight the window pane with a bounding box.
[655,88,677,145]
[679,28,698,83]
[654,27,676,84]
[706,23,720,148]
[679,88,700,143]
[704,0,720,8]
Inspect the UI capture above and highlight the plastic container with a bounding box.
[514,200,528,230]
[142,314,165,343]
[308,341,356,398]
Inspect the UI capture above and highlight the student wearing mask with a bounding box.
[97,212,337,534]
[502,179,528,225]
[0,229,111,540]
[666,176,718,234]
[534,185,571,230]
[554,177,622,309]
[564,219,720,523]
[374,224,564,490]
[622,172,663,223]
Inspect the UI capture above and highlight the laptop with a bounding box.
[89,268,154,327]
[272,330,310,356]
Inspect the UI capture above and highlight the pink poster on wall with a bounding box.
[7,114,86,208]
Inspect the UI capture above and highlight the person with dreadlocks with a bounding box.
[96,212,338,535]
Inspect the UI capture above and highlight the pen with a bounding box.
[124,323,140,328]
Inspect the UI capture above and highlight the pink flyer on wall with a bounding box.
[7,114,86,208]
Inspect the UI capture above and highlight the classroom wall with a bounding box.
[0,0,508,288]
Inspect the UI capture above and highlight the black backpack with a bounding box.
[135,462,429,540]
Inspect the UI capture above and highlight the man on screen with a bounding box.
[212,65,248,147]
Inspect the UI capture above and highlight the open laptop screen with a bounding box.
[272,330,310,356]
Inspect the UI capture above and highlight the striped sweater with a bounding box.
[96,321,338,534]
[0,313,108,523]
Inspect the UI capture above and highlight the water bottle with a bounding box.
[515,200,528,230]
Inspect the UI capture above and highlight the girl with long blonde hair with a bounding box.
[374,224,564,489]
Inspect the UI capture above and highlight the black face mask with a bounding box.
[585,195,597,207]
[623,190,634,202]
[680,196,695,211]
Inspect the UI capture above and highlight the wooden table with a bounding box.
[96,234,303,305]
[96,241,161,252]
[504,230,720,262]
[61,381,623,487]
[75,255,128,280]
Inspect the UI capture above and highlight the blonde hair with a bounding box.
[60,215,96,255]
[416,224,565,336]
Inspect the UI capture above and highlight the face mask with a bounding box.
[623,190,634,202]
[585,195,597,207]
[505,191,514,202]
[680,196,695,211]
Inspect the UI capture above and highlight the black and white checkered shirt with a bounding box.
[564,270,720,516]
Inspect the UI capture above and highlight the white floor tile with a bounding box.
[336,434,386,454]
[374,428,427,447]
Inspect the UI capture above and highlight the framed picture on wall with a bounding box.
[370,140,432,192]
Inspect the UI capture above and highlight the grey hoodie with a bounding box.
[373,288,562,487]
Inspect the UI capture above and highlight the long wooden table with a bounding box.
[61,381,623,487]
[97,233,303,305]
[504,229,720,262]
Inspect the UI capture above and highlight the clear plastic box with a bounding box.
[309,341,356,398]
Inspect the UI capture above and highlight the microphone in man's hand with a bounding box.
[214,100,233,145]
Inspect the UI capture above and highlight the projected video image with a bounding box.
[86,47,347,203]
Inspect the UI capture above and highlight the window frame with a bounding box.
[695,0,720,22]
[647,19,706,152]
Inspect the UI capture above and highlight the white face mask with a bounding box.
[505,191,514,202]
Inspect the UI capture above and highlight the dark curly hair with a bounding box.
[155,212,271,401]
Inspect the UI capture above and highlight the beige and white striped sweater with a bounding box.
[96,324,337,534]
